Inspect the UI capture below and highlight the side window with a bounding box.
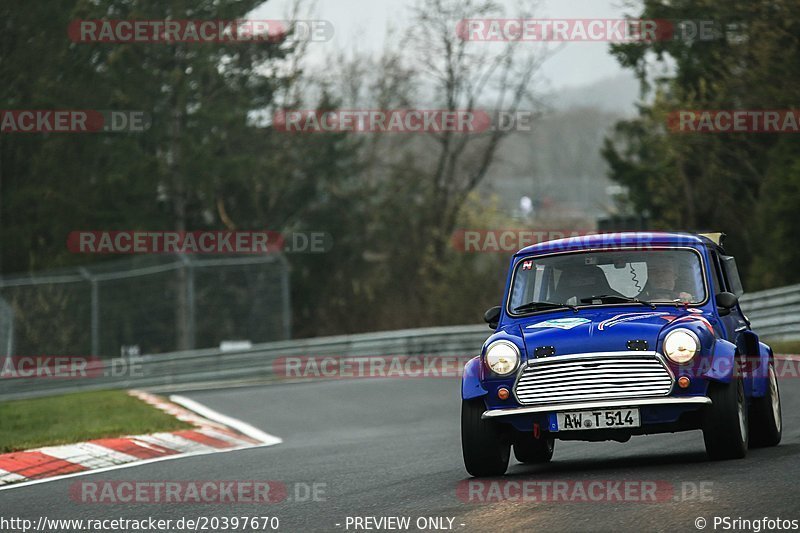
[709,252,726,295]
[720,255,745,297]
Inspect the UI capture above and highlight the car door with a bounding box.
[709,250,748,342]
[710,249,763,395]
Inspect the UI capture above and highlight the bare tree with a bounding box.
[405,0,547,261]
[296,0,550,326]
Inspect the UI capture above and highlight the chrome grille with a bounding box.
[514,352,674,405]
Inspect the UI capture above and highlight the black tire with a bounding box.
[514,433,555,464]
[749,358,782,448]
[461,398,510,477]
[702,375,748,460]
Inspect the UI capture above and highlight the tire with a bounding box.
[702,375,748,460]
[748,359,782,448]
[514,433,555,464]
[461,398,510,477]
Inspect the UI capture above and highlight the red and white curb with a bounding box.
[0,391,281,490]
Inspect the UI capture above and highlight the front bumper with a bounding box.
[481,396,711,419]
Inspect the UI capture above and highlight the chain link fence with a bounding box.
[0,254,290,358]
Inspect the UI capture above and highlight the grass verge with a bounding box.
[0,390,193,453]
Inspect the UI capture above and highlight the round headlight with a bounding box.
[485,341,520,376]
[663,329,699,364]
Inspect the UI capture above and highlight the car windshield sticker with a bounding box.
[522,260,533,270]
[527,317,591,330]
[597,312,671,330]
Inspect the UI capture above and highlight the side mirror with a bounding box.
[484,306,501,330]
[716,292,739,316]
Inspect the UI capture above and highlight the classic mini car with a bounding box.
[461,232,782,477]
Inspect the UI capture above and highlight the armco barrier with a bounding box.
[0,325,489,401]
[740,283,800,342]
[1,283,797,402]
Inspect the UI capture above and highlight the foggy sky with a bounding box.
[250,0,636,89]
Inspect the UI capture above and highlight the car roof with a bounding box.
[515,231,715,256]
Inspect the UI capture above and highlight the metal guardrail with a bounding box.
[1,283,798,402]
[0,325,490,401]
[740,283,800,342]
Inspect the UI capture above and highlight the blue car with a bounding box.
[461,232,782,477]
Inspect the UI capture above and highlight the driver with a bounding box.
[639,257,694,303]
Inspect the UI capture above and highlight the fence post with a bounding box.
[0,296,13,357]
[179,255,196,350]
[278,254,291,339]
[79,268,100,356]
[5,305,12,357]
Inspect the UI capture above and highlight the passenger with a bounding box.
[554,265,618,305]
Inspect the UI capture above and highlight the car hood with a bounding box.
[519,307,711,357]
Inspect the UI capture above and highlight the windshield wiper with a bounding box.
[579,294,657,309]
[514,301,579,314]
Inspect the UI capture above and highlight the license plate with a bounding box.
[557,408,640,431]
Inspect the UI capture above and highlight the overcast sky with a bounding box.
[250,0,638,88]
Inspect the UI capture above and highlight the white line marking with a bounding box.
[132,433,217,454]
[169,395,283,445]
[196,427,254,447]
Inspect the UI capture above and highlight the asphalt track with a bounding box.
[1,376,798,533]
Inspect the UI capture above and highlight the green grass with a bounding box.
[0,390,193,453]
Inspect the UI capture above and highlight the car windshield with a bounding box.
[508,249,706,313]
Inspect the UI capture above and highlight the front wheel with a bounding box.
[749,359,782,448]
[702,375,748,460]
[461,399,510,477]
